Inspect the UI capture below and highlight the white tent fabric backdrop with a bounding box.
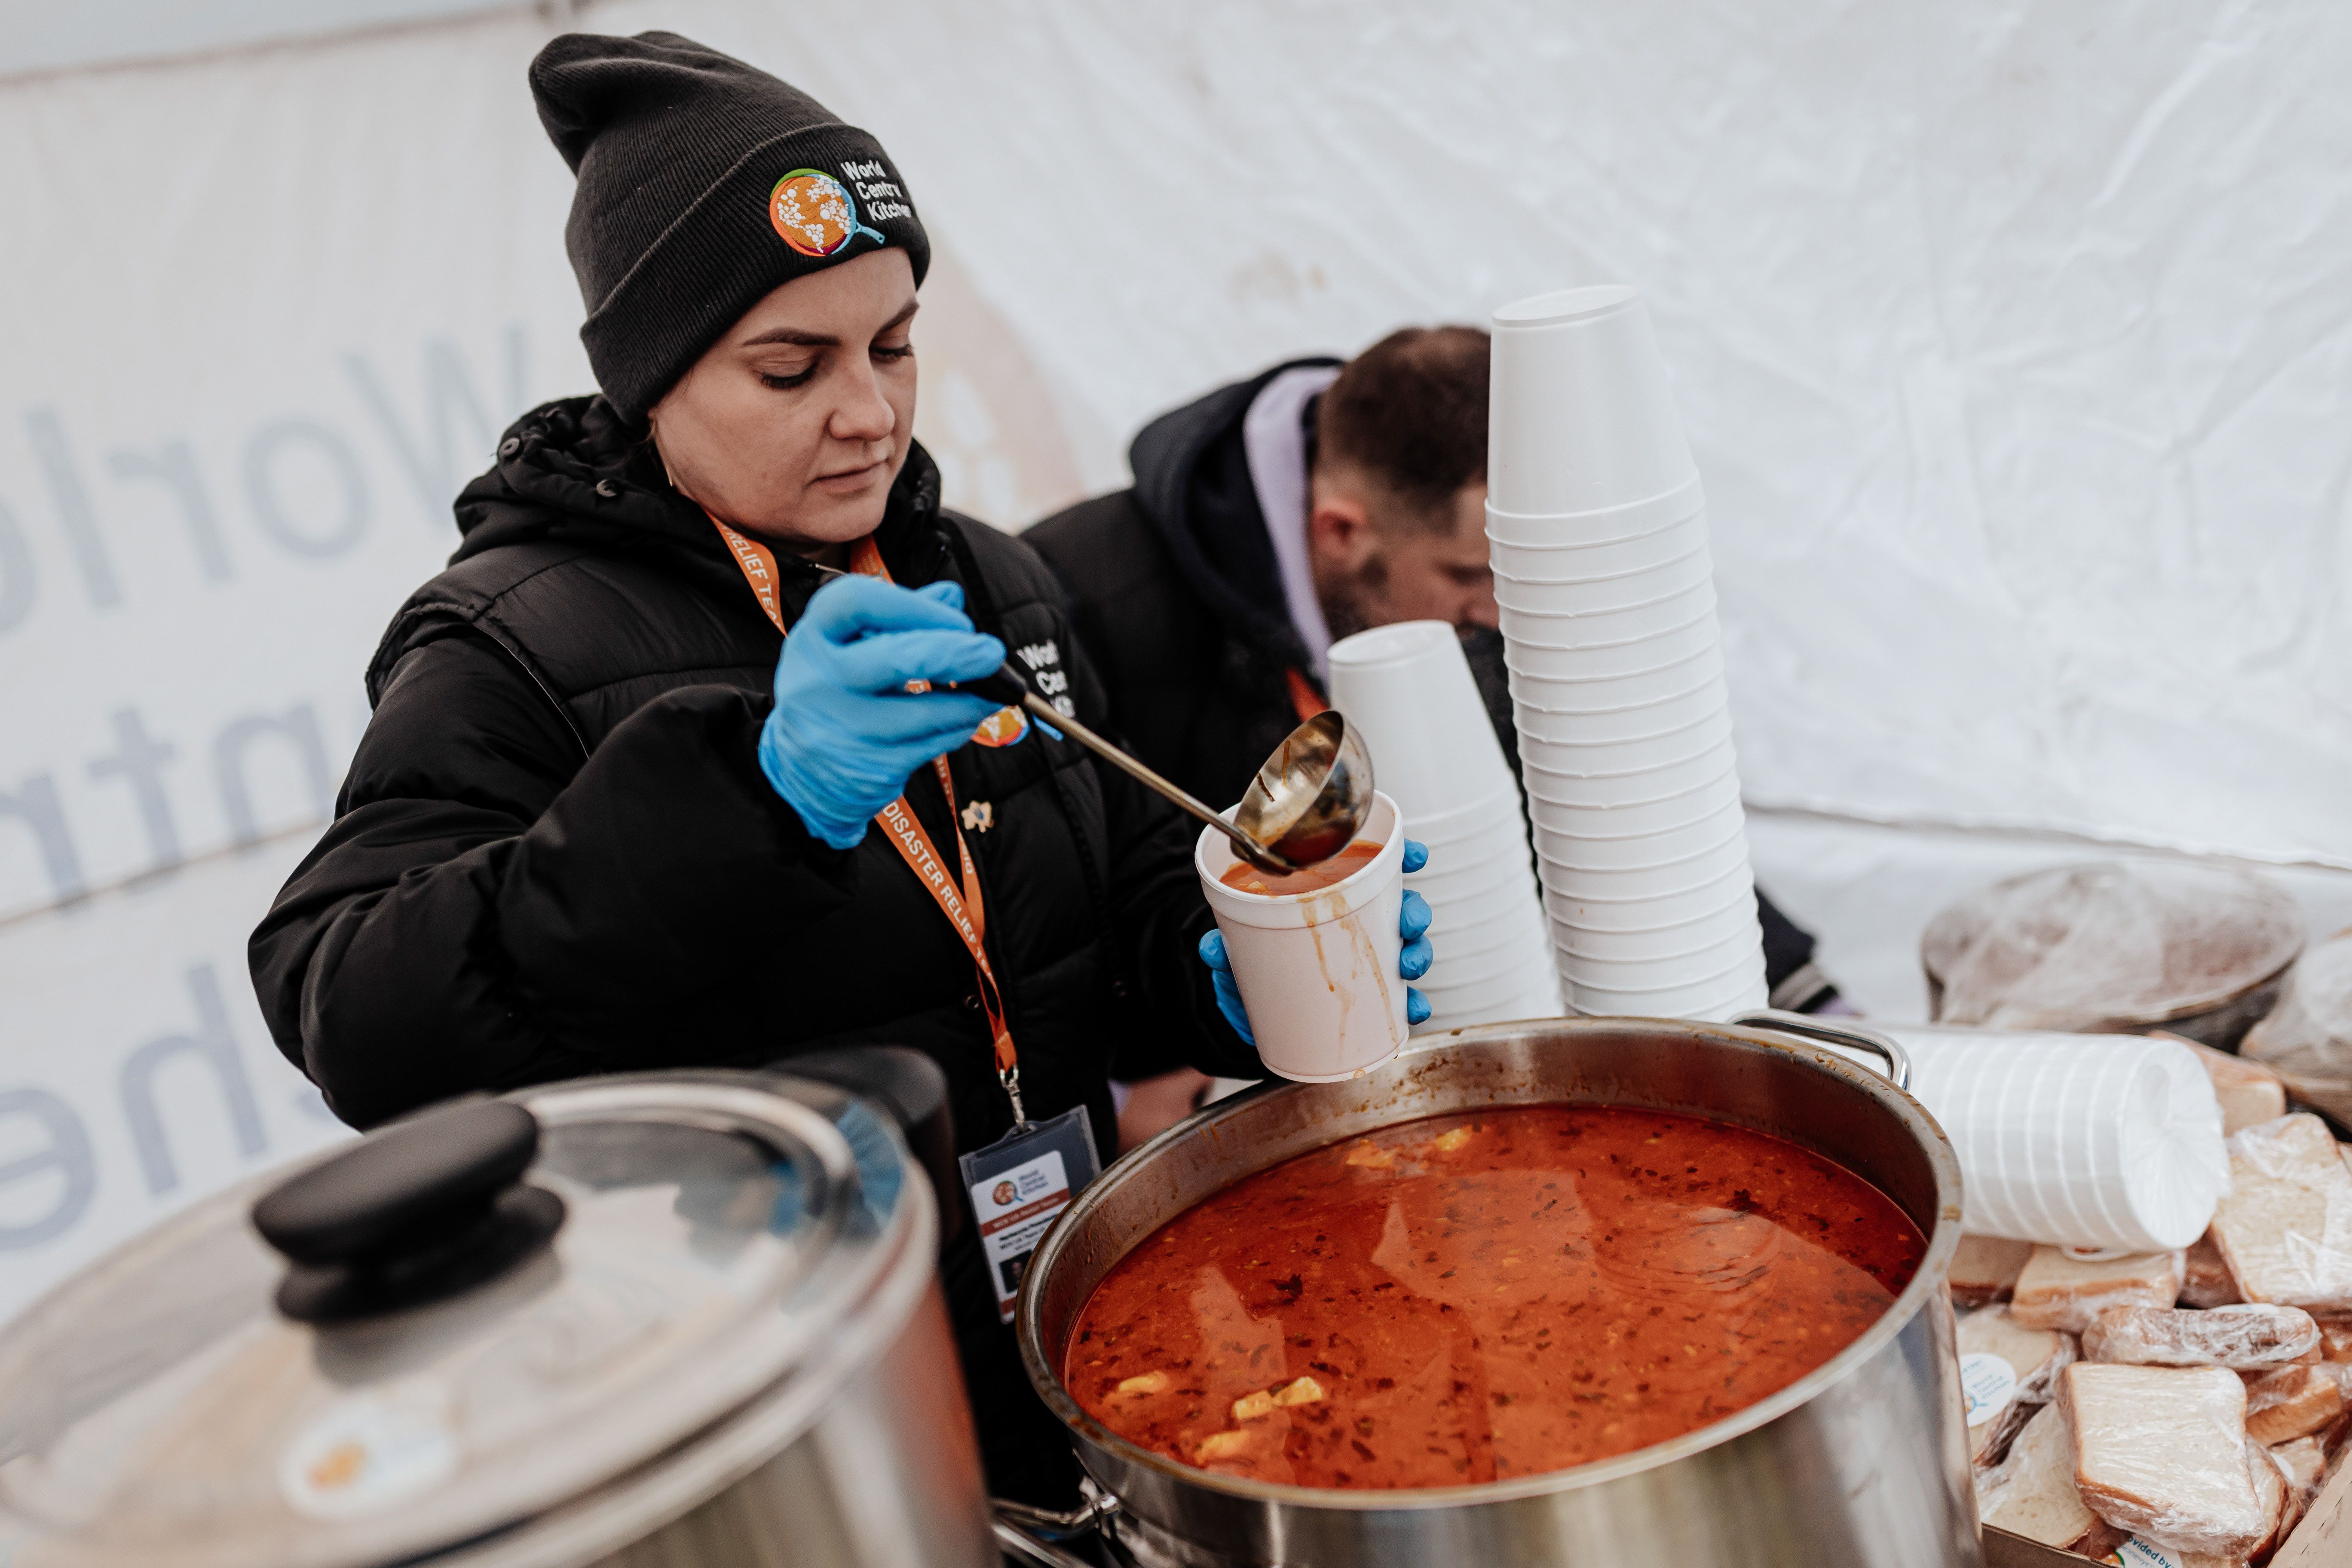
[2,0,2348,1323]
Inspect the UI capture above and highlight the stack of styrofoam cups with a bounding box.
[1488,284,1767,1020]
[1326,622,1560,1032]
[1882,1026,2229,1252]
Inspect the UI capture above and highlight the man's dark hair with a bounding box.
[1313,325,1489,527]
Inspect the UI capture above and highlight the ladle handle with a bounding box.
[1008,689,1294,872]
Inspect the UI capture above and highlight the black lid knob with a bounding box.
[255,1097,564,1323]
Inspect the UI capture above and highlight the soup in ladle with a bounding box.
[1064,1106,1923,1489]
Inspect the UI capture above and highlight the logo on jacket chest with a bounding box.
[1015,639,1076,719]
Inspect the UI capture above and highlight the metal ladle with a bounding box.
[969,672,1373,873]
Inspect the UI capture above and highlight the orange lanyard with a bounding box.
[706,512,1026,1123]
[1285,666,1331,723]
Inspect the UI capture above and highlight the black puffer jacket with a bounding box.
[1027,368,1838,1033]
[250,395,1253,1503]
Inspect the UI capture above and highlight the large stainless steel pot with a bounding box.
[1017,1017,1975,1568]
[0,1068,995,1568]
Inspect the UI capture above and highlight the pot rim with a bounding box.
[1015,1017,1963,1515]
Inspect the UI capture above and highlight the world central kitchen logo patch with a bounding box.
[768,168,888,257]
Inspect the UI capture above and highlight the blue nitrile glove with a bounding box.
[758,575,1009,849]
[1200,838,1433,1046]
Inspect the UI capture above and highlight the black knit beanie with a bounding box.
[530,32,931,421]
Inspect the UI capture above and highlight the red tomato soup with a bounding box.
[1064,1106,1922,1489]
[1217,839,1380,896]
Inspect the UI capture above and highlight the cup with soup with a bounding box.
[1195,792,1410,1081]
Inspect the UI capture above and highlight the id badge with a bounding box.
[958,1104,1101,1323]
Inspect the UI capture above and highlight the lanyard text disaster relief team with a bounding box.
[707,511,1027,1125]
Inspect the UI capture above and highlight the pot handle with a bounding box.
[1729,1008,1911,1091]
[992,1494,1120,1566]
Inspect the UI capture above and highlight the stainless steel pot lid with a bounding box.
[0,1071,907,1568]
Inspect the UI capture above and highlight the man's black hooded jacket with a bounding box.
[249,394,1254,1502]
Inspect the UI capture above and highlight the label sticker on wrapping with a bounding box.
[1958,1352,2019,1426]
[2114,1541,2185,1568]
[280,1387,459,1518]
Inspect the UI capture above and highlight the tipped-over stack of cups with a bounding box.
[1488,285,1767,1020]
[1327,622,1560,1031]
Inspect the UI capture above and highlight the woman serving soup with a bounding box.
[247,31,1430,1505]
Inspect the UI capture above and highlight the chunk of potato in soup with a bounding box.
[1064,1106,1923,1489]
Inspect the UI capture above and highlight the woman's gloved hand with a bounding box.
[758,575,1008,849]
[1198,839,1433,1046]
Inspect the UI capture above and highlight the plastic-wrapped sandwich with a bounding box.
[1950,1234,2034,1308]
[1975,1401,2127,1559]
[2012,1247,2186,1335]
[2080,1303,2321,1370]
[2208,1113,2352,1311]
[2060,1363,2269,1558]
[2241,1363,2346,1446]
[1959,1305,2076,1466]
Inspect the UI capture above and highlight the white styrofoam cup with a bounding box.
[1497,581,1717,651]
[1508,660,1724,723]
[1540,866,1757,931]
[1493,547,1714,615]
[1558,934,1766,993]
[1566,971,1767,1022]
[1565,943,1768,1012]
[1514,684,1729,747]
[1326,622,1515,824]
[1519,752,1739,809]
[1435,894,1550,955]
[1435,935,1553,991]
[1553,900,1762,962]
[1487,507,1708,580]
[1497,598,1717,659]
[1533,812,1748,878]
[1405,786,1525,848]
[1488,286,1696,515]
[1483,475,1706,548]
[1523,767,1742,833]
[1421,979,1556,1016]
[1504,633,1720,689]
[1515,704,1733,766]
[1406,843,1532,906]
[1196,792,1409,1082]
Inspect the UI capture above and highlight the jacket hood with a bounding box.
[450,393,946,583]
[1125,358,1338,665]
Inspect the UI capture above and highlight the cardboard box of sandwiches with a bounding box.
[1959,1060,2352,1568]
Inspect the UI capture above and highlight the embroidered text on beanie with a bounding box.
[530,31,930,421]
